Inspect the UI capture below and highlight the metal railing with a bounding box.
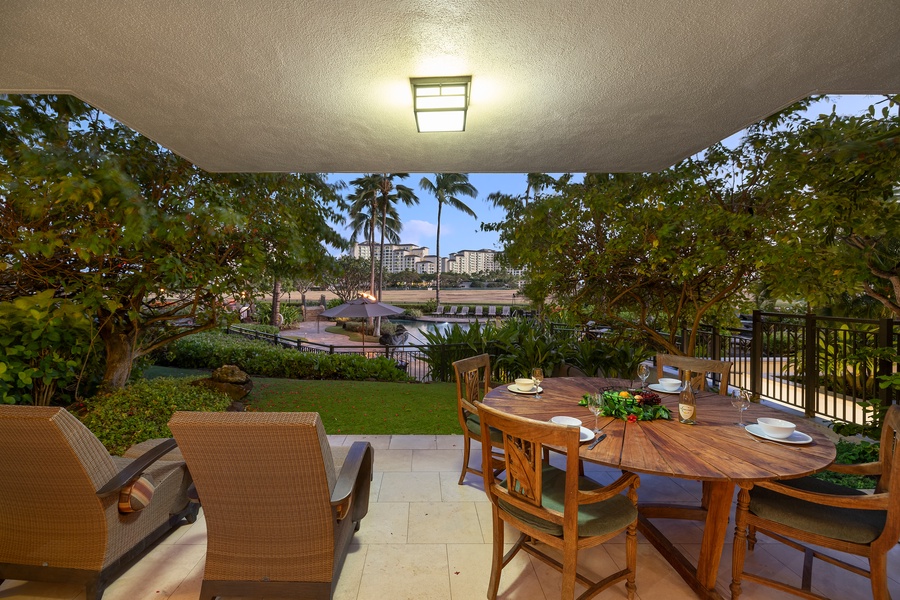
[228,312,899,425]
[685,312,899,423]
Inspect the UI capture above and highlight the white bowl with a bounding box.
[658,378,681,391]
[514,378,534,392]
[550,416,582,427]
[757,417,796,439]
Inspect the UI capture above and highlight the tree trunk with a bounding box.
[436,201,443,307]
[272,279,281,328]
[99,326,137,391]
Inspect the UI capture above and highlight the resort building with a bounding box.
[351,243,523,277]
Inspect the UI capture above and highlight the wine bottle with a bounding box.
[678,371,697,424]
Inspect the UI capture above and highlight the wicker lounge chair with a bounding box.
[168,411,373,600]
[0,406,198,600]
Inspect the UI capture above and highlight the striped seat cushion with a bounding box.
[118,475,156,513]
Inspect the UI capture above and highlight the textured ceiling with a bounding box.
[1,1,899,173]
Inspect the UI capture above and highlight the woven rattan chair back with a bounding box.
[656,354,732,394]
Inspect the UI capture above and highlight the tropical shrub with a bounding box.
[232,323,280,335]
[0,292,99,405]
[158,331,411,381]
[254,302,303,329]
[813,440,880,489]
[79,377,231,454]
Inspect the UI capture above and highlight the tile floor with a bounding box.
[2,435,898,600]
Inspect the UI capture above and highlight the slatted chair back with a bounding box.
[487,306,497,317]
[656,354,732,395]
[476,403,640,599]
[473,306,483,317]
[452,354,499,485]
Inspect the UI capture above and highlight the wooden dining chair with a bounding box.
[453,354,504,485]
[477,403,640,600]
[731,404,900,600]
[655,354,732,395]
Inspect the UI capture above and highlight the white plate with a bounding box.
[648,383,683,394]
[745,423,813,445]
[579,426,593,442]
[550,416,582,427]
[507,384,544,394]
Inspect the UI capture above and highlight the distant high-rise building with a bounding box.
[350,243,523,276]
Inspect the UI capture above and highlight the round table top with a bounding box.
[482,377,836,483]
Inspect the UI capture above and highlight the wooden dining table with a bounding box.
[481,377,837,600]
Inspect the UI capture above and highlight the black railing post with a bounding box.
[803,312,818,418]
[877,318,893,407]
[751,311,763,398]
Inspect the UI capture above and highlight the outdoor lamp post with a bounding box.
[410,76,471,132]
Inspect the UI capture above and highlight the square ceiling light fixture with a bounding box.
[410,76,472,132]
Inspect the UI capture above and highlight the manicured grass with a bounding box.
[324,325,381,344]
[249,378,458,435]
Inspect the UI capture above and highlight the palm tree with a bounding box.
[348,173,418,299]
[419,173,478,307]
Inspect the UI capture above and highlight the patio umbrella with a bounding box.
[320,297,405,351]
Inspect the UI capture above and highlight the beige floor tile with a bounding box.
[447,543,547,600]
[474,501,531,545]
[328,434,348,445]
[369,471,384,501]
[378,471,443,502]
[353,501,410,544]
[166,554,205,600]
[373,448,412,472]
[173,509,208,545]
[412,449,467,472]
[389,434,437,449]
[678,541,802,600]
[356,544,451,600]
[333,544,369,600]
[408,502,484,544]
[343,434,392,449]
[436,434,466,450]
[104,543,206,600]
[439,471,488,502]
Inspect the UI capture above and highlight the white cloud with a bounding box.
[403,220,438,247]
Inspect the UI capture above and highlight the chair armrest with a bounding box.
[331,441,373,520]
[578,471,640,505]
[827,461,882,476]
[753,480,890,511]
[96,438,180,497]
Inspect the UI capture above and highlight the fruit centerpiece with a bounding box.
[580,389,671,422]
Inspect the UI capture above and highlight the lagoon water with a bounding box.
[388,319,470,346]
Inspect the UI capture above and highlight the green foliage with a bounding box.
[232,323,280,335]
[596,390,671,421]
[158,331,411,382]
[813,440,880,490]
[0,291,97,405]
[255,302,303,329]
[0,95,345,388]
[405,308,423,318]
[79,377,231,455]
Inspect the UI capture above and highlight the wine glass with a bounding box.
[731,389,751,427]
[532,368,544,399]
[587,393,602,433]
[637,364,651,389]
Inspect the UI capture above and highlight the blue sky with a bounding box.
[328,95,885,257]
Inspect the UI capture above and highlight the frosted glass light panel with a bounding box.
[411,76,471,132]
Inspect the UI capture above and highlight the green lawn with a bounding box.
[324,325,381,344]
[143,366,459,435]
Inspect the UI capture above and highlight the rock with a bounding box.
[191,365,253,402]
[211,365,250,384]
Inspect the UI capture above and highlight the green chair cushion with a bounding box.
[499,464,637,537]
[750,476,886,545]
[466,413,504,445]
